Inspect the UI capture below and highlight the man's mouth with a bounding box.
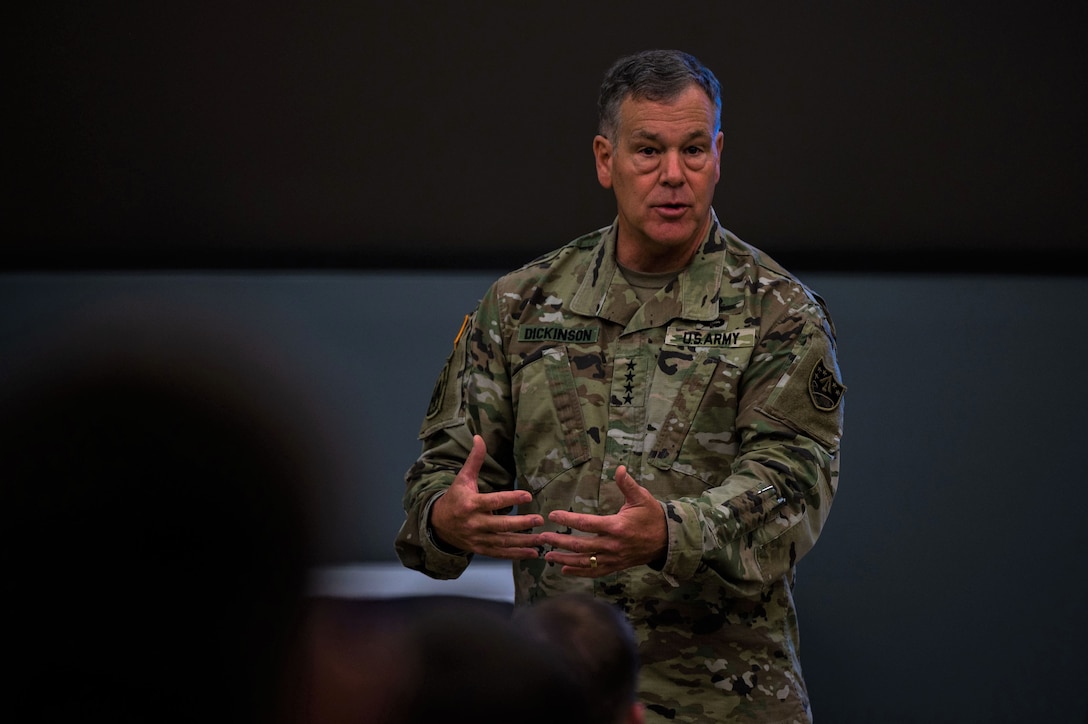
[652,203,689,218]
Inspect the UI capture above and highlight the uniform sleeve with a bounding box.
[658,285,845,593]
[393,291,519,579]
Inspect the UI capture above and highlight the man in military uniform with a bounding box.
[396,49,845,722]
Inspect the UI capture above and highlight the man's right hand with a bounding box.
[428,434,545,559]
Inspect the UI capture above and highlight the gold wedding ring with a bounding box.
[589,555,598,569]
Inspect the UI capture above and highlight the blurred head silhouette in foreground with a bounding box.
[302,594,592,724]
[517,592,644,724]
[0,318,322,723]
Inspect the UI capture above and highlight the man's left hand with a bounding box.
[539,465,668,577]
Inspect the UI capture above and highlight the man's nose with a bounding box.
[660,150,685,185]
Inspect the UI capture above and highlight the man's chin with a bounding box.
[643,221,698,249]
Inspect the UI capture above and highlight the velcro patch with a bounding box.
[517,325,599,344]
[425,364,449,419]
[664,325,756,348]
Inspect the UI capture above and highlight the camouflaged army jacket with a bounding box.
[396,214,844,722]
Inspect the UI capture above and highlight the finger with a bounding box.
[455,435,487,487]
[487,512,545,532]
[479,544,542,561]
[615,467,660,513]
[537,531,601,553]
[479,488,535,513]
[543,550,604,576]
[545,509,605,534]
[543,550,598,568]
[452,435,509,506]
[614,464,647,500]
[479,530,545,560]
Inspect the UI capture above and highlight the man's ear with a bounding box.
[713,130,724,183]
[593,135,613,189]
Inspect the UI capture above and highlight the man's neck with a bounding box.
[614,219,712,273]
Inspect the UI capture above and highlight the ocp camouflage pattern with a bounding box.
[396,212,845,723]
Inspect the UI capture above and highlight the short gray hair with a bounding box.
[597,49,722,139]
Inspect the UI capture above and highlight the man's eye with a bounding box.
[685,146,705,155]
[638,147,657,156]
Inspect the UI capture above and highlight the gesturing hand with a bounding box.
[539,465,667,576]
[429,435,545,560]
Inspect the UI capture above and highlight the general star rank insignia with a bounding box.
[809,359,845,411]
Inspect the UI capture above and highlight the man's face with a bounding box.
[594,85,723,272]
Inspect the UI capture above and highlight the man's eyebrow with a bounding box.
[631,128,712,143]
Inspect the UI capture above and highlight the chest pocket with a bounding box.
[510,345,592,493]
[647,345,753,486]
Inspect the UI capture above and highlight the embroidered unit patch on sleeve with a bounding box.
[425,364,449,419]
[808,359,845,411]
[425,315,469,421]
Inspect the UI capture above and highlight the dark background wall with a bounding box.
[7,2,1087,272]
[5,3,1087,722]
[1,271,1085,722]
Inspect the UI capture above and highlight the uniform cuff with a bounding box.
[658,499,704,585]
[421,492,473,577]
